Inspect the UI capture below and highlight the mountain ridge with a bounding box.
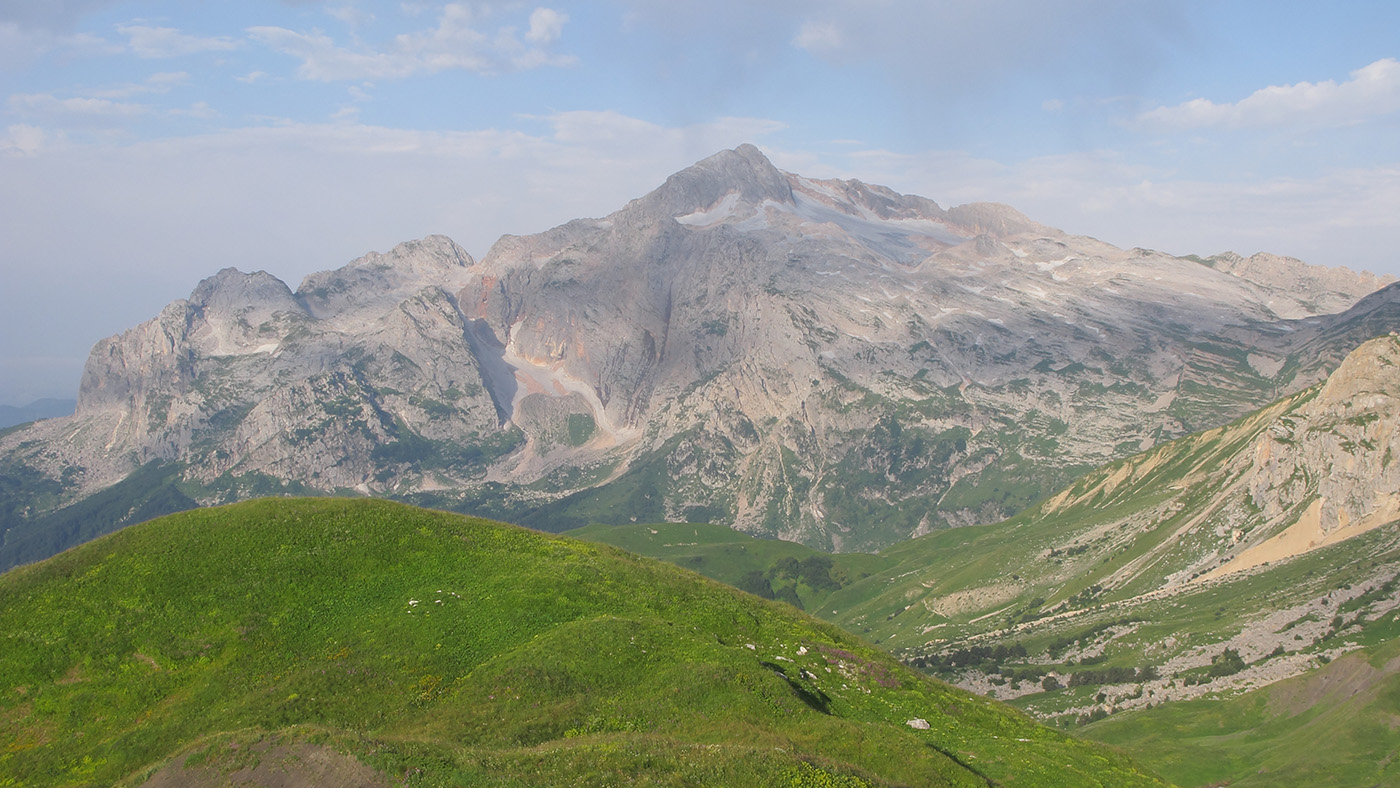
[3,145,1399,567]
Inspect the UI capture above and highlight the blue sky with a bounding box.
[2,0,1399,405]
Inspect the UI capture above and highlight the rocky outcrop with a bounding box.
[5,238,500,504]
[1216,334,1400,575]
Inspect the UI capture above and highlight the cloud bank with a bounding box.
[249,3,575,80]
[1137,58,1400,130]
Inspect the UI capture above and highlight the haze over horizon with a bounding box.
[2,0,1398,406]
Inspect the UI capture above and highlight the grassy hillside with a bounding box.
[1083,633,1400,787]
[0,498,1164,787]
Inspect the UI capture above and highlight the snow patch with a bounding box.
[1033,256,1073,272]
[676,192,742,227]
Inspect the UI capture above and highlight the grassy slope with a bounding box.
[1083,635,1400,788]
[818,391,1307,648]
[0,498,1164,788]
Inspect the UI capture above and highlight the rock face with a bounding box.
[1218,334,1400,576]
[10,235,503,502]
[3,146,1399,560]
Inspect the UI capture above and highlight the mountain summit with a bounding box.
[643,143,796,217]
[2,146,1398,567]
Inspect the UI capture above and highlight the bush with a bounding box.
[1207,648,1246,678]
[1068,666,1153,687]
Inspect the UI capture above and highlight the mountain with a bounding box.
[0,497,1167,787]
[3,145,1398,568]
[0,398,74,429]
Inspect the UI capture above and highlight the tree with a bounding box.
[1208,648,1246,678]
[736,570,774,600]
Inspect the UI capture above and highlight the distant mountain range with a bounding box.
[3,145,1398,569]
[0,398,74,429]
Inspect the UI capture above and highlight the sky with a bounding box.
[2,0,1399,405]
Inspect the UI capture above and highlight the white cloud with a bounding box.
[525,8,566,45]
[0,21,120,68]
[236,70,271,84]
[1,124,46,157]
[791,21,842,55]
[0,0,120,33]
[619,0,1185,98]
[147,71,191,89]
[249,3,574,80]
[1137,58,1400,131]
[169,101,218,119]
[327,4,375,29]
[10,92,147,117]
[91,71,189,99]
[118,24,240,58]
[248,26,427,79]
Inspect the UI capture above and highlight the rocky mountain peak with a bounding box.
[183,268,306,357]
[10,146,1400,567]
[188,268,299,314]
[944,202,1047,238]
[638,143,794,219]
[1198,251,1396,318]
[296,235,476,321]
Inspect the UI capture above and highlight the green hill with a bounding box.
[0,498,1164,787]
